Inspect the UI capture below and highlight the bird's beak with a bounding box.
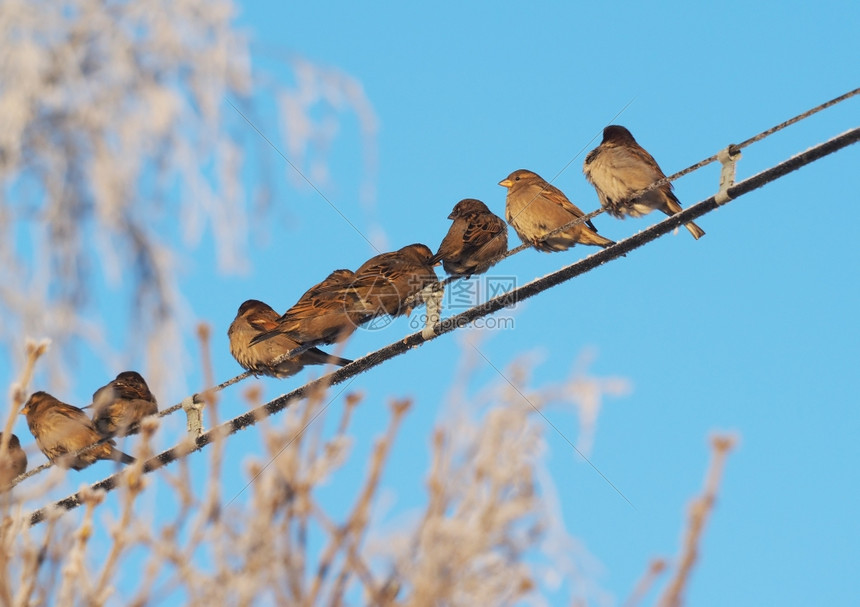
[498,179,513,188]
[447,212,456,220]
[19,405,28,416]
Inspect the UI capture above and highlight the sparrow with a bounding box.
[353,243,439,317]
[583,125,705,239]
[228,299,352,378]
[499,169,615,252]
[250,270,372,348]
[432,199,509,277]
[91,371,159,438]
[0,433,27,487]
[21,392,135,470]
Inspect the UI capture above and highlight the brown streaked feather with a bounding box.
[91,371,159,437]
[228,299,351,378]
[461,203,507,244]
[500,169,614,252]
[250,270,370,347]
[0,433,27,487]
[531,181,600,232]
[354,244,439,317]
[583,125,705,239]
[434,199,508,277]
[283,270,364,324]
[22,392,135,470]
[245,308,281,333]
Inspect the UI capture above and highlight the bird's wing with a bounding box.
[433,221,467,263]
[608,145,668,191]
[462,212,505,245]
[246,309,280,333]
[537,182,587,219]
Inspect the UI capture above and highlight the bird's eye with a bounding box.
[514,176,520,181]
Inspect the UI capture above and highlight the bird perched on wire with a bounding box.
[228,299,352,378]
[432,199,508,277]
[583,125,705,239]
[0,433,27,488]
[21,392,135,470]
[249,269,373,348]
[91,371,159,438]
[352,243,439,317]
[499,169,615,252]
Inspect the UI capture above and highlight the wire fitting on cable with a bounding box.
[182,395,204,437]
[715,145,741,204]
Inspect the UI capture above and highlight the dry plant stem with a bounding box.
[403,427,450,577]
[296,384,336,600]
[197,324,219,429]
[296,385,331,597]
[284,387,355,603]
[285,525,304,603]
[128,528,168,607]
[309,503,378,604]
[338,401,412,594]
[306,400,411,606]
[285,503,304,601]
[330,536,382,606]
[0,523,10,606]
[1,340,49,470]
[303,352,350,459]
[183,495,215,584]
[25,128,859,523]
[658,435,737,607]
[305,392,329,483]
[336,393,361,436]
[10,515,58,605]
[139,513,198,604]
[300,375,347,541]
[0,516,30,605]
[91,480,138,604]
[56,494,101,604]
[309,483,390,604]
[153,440,200,600]
[196,323,226,523]
[425,428,451,520]
[159,458,196,536]
[623,559,667,607]
[93,425,156,602]
[296,495,309,601]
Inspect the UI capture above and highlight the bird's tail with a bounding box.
[683,221,706,240]
[579,229,616,248]
[664,196,705,240]
[307,347,352,367]
[111,447,136,465]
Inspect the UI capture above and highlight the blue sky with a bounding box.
[223,4,858,604]
[5,1,859,604]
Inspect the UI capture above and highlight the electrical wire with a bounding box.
[25,126,860,525]
[12,86,859,490]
